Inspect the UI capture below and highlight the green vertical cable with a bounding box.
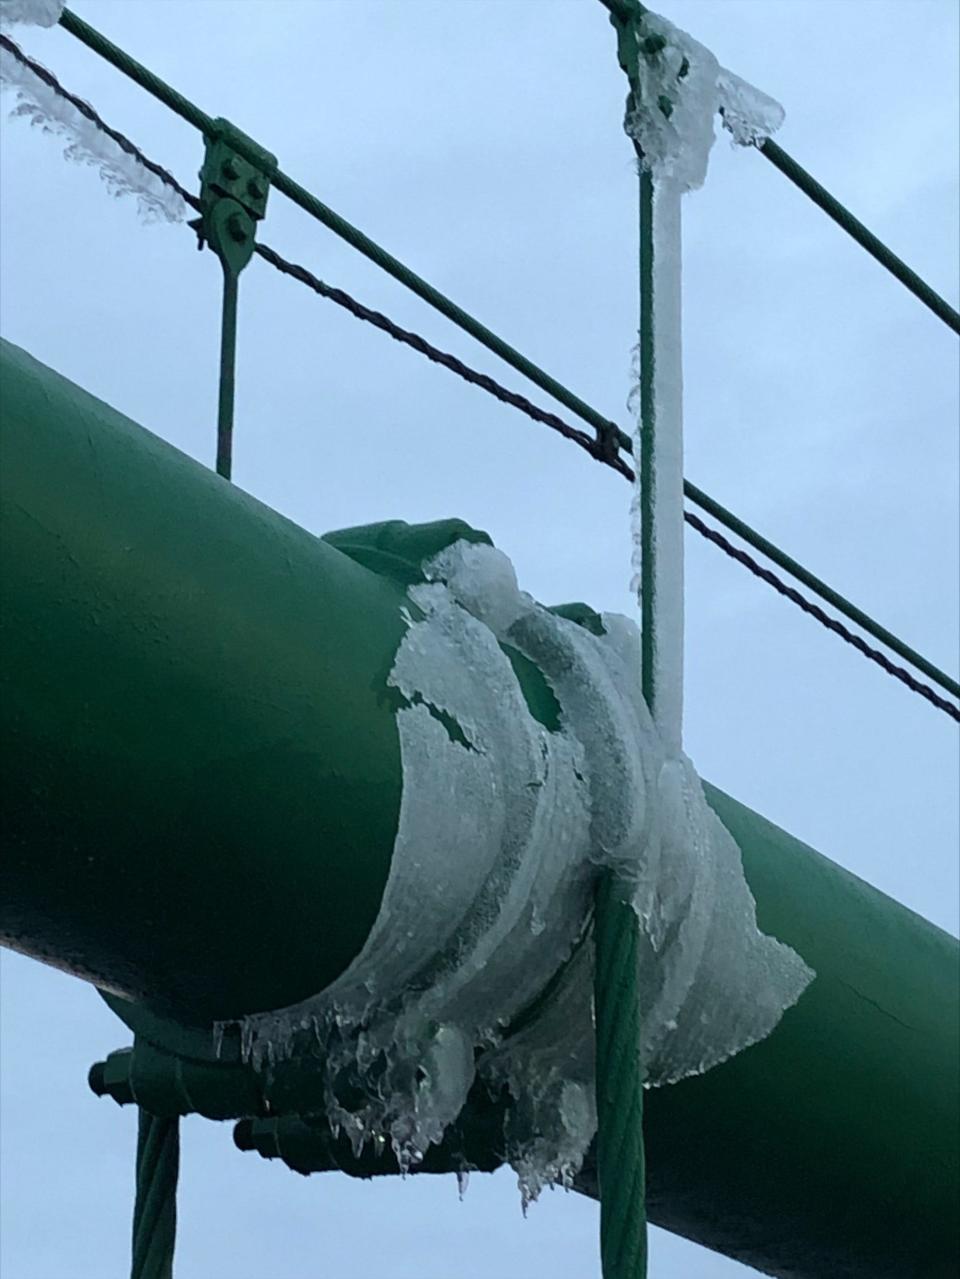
[593,0,654,1250]
[637,168,657,714]
[216,269,239,480]
[131,1110,179,1279]
[594,871,648,1279]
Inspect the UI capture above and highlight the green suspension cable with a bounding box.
[131,1110,179,1279]
[594,873,648,1279]
[682,481,960,701]
[594,10,659,1276]
[760,139,960,335]
[216,270,239,480]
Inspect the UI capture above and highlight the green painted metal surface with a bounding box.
[0,338,404,1023]
[2,340,958,1276]
[641,787,959,1278]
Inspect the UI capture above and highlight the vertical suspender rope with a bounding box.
[594,874,648,1279]
[216,264,241,480]
[131,1110,180,1279]
[90,1051,181,1279]
[595,4,688,1274]
[126,127,273,1278]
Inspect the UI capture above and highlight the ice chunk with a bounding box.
[630,176,685,754]
[0,43,187,223]
[228,539,813,1205]
[623,11,720,192]
[0,0,64,27]
[717,68,785,148]
[620,9,784,190]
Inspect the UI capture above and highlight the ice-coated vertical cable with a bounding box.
[596,5,652,1277]
[595,4,687,1275]
[131,1109,179,1279]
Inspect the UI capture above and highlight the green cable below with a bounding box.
[131,1110,179,1279]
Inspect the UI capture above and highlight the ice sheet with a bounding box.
[229,541,813,1201]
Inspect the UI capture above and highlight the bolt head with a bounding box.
[226,212,250,243]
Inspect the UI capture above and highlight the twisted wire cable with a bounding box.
[131,1110,179,1279]
[594,873,648,1278]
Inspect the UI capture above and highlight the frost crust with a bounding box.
[231,540,813,1203]
[0,45,187,223]
[622,10,784,191]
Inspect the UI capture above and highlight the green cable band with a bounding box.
[131,1110,179,1279]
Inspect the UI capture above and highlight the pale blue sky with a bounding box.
[1,1,958,1276]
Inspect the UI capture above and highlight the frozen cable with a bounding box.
[0,33,193,221]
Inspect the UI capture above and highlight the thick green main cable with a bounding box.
[58,7,960,703]
[760,139,960,336]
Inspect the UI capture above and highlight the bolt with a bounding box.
[247,178,265,202]
[226,212,250,243]
[222,158,240,182]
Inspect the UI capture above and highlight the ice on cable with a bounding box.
[220,5,798,1209]
[0,0,64,27]
[717,68,786,148]
[620,9,784,191]
[230,540,814,1203]
[0,44,186,223]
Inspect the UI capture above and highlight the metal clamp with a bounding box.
[191,119,277,479]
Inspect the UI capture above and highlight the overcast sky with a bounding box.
[1,1,958,1276]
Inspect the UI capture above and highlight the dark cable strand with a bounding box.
[256,242,960,721]
[684,511,960,722]
[0,34,200,213]
[253,243,633,478]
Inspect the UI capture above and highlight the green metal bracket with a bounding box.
[193,119,277,480]
[89,1038,265,1120]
